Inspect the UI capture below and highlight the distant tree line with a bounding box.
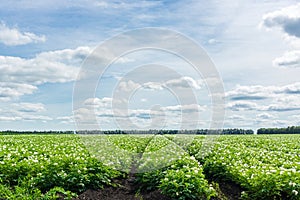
[4,127,300,135]
[257,126,300,134]
[0,130,74,135]
[76,129,254,135]
[196,129,254,135]
[0,129,254,135]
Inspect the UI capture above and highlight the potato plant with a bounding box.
[1,134,300,200]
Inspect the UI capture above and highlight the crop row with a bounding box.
[191,135,300,200]
[0,135,121,199]
[0,134,300,199]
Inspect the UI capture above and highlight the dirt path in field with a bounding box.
[73,177,171,200]
[73,179,241,200]
[212,181,243,200]
[73,135,242,200]
[74,137,172,200]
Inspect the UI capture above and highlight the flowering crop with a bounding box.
[1,134,299,199]
[0,135,120,199]
[199,135,300,200]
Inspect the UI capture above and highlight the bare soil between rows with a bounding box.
[69,178,242,200]
[71,144,242,200]
[73,177,171,200]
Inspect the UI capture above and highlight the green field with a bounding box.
[0,134,299,199]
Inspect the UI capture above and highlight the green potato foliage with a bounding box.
[0,135,120,199]
[1,134,300,200]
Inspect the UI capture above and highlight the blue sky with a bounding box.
[0,0,300,131]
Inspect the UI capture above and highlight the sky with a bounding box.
[0,0,300,131]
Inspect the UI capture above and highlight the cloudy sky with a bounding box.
[0,0,299,131]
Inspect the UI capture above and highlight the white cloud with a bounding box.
[227,82,300,113]
[13,102,45,113]
[118,80,140,92]
[93,0,162,10]
[21,115,52,122]
[81,97,205,117]
[262,4,300,69]
[0,102,51,122]
[0,55,78,85]
[227,82,300,101]
[38,46,91,66]
[227,101,258,111]
[226,85,273,101]
[0,46,92,101]
[1,1,299,130]
[165,77,203,90]
[275,95,300,103]
[280,82,300,94]
[74,97,206,129]
[208,38,218,44]
[262,3,300,38]
[273,50,300,68]
[117,76,203,92]
[227,114,245,121]
[84,97,112,106]
[0,83,37,101]
[163,104,206,113]
[266,103,300,112]
[289,115,300,124]
[2,46,91,84]
[0,22,46,46]
[262,95,300,111]
[271,119,290,127]
[142,82,164,90]
[56,116,74,124]
[0,116,20,121]
[256,113,275,120]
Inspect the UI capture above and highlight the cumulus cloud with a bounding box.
[118,80,140,92]
[227,115,245,121]
[0,102,51,122]
[289,115,300,124]
[266,104,300,112]
[0,82,37,101]
[22,115,52,121]
[81,97,205,117]
[262,4,300,68]
[117,76,203,92]
[0,116,21,121]
[56,116,74,124]
[84,97,112,107]
[0,55,78,85]
[273,50,300,68]
[226,85,273,101]
[142,82,164,90]
[271,120,290,127]
[227,82,300,112]
[265,95,300,111]
[0,46,92,101]
[277,83,300,94]
[163,104,206,113]
[275,95,300,103]
[93,0,162,10]
[165,77,203,90]
[227,101,258,111]
[207,38,218,44]
[74,96,206,129]
[38,46,91,66]
[262,3,300,38]
[227,82,300,101]
[13,102,45,113]
[0,22,46,46]
[256,113,275,120]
